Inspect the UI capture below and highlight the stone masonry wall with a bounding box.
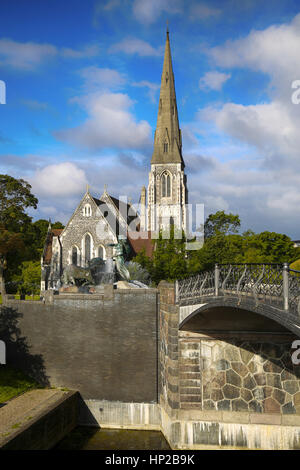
[158,282,300,418]
[158,281,180,412]
[179,337,300,415]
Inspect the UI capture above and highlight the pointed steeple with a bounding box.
[151,30,184,166]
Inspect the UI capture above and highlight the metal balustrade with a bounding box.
[176,263,300,316]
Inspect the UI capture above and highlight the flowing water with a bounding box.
[55,426,171,450]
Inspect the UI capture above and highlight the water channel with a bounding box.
[55,427,171,450]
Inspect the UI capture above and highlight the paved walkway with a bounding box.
[0,389,67,441]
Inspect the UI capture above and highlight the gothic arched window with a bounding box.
[163,142,168,153]
[72,246,78,265]
[85,234,91,265]
[161,172,171,197]
[83,204,91,217]
[98,245,105,260]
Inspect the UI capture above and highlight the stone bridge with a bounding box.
[176,263,300,336]
[3,263,300,449]
[158,263,300,449]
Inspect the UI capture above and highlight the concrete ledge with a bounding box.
[75,396,300,449]
[78,400,160,430]
[160,407,300,450]
[0,390,79,450]
[249,413,281,425]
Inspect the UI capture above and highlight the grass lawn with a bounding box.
[0,294,41,304]
[0,366,39,403]
[290,259,300,271]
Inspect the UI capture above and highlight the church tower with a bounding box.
[147,29,188,234]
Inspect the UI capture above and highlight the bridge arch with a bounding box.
[177,299,300,416]
[179,298,300,338]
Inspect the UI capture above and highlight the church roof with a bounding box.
[93,194,138,229]
[127,231,155,258]
[151,31,184,166]
[43,228,63,265]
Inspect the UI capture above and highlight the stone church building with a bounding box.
[42,30,188,290]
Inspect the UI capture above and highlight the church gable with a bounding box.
[61,191,98,234]
[60,191,118,269]
[99,190,139,235]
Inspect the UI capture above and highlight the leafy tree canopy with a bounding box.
[52,221,65,229]
[204,210,241,239]
[0,175,64,287]
[0,175,38,232]
[134,211,300,285]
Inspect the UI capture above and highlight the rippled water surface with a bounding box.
[55,426,171,450]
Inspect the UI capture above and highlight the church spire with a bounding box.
[151,30,184,166]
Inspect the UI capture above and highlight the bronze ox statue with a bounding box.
[62,257,107,286]
[62,264,94,286]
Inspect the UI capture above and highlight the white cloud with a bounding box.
[201,13,300,166]
[184,12,300,236]
[199,71,231,91]
[267,190,300,213]
[30,162,87,197]
[210,13,300,77]
[103,0,120,10]
[93,0,121,27]
[0,38,100,70]
[55,92,152,151]
[61,44,100,59]
[132,80,160,103]
[132,0,182,24]
[189,3,221,20]
[79,66,126,90]
[213,101,300,158]
[0,38,57,69]
[208,12,300,106]
[203,195,229,213]
[110,37,162,56]
[185,149,300,236]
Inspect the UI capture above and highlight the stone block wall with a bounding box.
[158,282,300,418]
[179,337,300,415]
[158,282,180,412]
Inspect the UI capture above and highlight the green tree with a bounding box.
[236,231,296,264]
[0,175,38,231]
[52,221,65,230]
[204,210,241,239]
[290,259,300,271]
[25,219,65,262]
[132,212,300,283]
[15,261,41,296]
[150,226,188,283]
[0,175,38,294]
[133,247,153,275]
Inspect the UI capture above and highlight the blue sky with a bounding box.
[0,0,300,238]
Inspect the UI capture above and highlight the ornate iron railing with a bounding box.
[176,263,300,316]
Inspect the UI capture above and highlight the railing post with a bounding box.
[215,263,220,296]
[175,280,179,304]
[283,263,289,311]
